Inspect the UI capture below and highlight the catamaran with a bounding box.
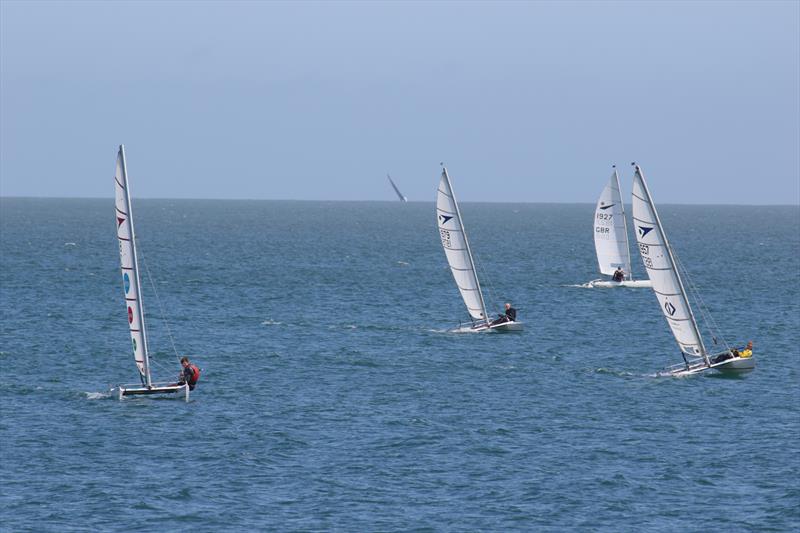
[587,167,652,288]
[631,163,755,376]
[436,165,522,333]
[111,145,190,400]
[387,173,408,202]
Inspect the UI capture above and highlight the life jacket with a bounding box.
[187,364,201,385]
[740,349,752,358]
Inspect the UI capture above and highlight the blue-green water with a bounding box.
[1,198,798,531]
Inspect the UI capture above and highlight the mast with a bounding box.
[120,145,152,386]
[633,163,709,365]
[613,166,634,280]
[441,166,489,325]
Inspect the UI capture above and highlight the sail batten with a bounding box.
[115,145,152,386]
[594,169,633,277]
[631,165,708,362]
[436,167,488,323]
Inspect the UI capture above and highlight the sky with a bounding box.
[1,0,798,204]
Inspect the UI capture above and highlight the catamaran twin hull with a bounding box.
[111,382,190,401]
[453,321,524,333]
[587,279,653,288]
[663,353,756,377]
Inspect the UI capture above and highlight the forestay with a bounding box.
[436,167,488,323]
[594,169,632,276]
[114,145,151,386]
[631,164,707,360]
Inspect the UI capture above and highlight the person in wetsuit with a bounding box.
[491,303,517,326]
[612,267,625,282]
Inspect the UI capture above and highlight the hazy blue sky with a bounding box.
[1,0,798,204]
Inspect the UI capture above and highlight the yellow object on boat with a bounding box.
[740,349,752,358]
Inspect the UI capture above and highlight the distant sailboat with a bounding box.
[387,174,408,202]
[111,145,190,400]
[587,167,652,288]
[631,163,755,376]
[436,165,522,332]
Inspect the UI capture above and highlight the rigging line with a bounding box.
[137,238,182,365]
[472,250,501,317]
[147,353,176,377]
[672,249,730,352]
[680,257,722,343]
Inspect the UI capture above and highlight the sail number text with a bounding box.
[440,229,452,249]
[639,243,653,268]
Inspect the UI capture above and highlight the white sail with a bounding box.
[436,167,488,323]
[387,174,408,202]
[631,164,707,361]
[594,169,632,277]
[114,145,151,386]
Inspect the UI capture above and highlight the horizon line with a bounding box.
[1,195,798,208]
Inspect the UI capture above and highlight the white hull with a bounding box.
[715,356,756,373]
[489,321,523,332]
[665,355,755,377]
[112,382,190,401]
[452,320,523,333]
[588,279,652,288]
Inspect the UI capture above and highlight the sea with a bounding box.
[1,198,798,532]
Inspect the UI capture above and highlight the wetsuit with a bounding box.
[612,270,625,282]
[491,307,517,325]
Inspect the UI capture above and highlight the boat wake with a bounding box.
[425,328,476,335]
[589,367,662,379]
[448,325,486,334]
[84,391,111,400]
[591,367,634,377]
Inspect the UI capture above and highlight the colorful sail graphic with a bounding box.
[115,145,151,385]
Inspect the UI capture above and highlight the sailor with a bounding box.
[740,341,753,358]
[491,303,517,325]
[612,267,625,282]
[178,356,201,391]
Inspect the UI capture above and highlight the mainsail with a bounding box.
[387,174,408,202]
[436,167,488,323]
[594,169,632,277]
[114,145,151,386]
[631,164,708,363]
